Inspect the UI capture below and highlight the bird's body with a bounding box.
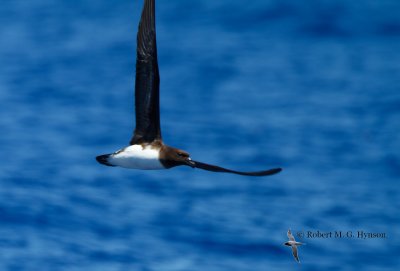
[96,0,282,177]
[284,229,304,263]
[104,144,163,170]
[284,240,303,247]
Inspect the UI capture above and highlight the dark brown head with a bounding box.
[159,145,195,169]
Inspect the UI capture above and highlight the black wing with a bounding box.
[130,0,161,145]
[191,160,282,177]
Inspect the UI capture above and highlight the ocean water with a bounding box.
[1,0,399,270]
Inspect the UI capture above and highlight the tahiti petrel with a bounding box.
[96,0,282,177]
[284,229,305,263]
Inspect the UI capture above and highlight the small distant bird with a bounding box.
[96,0,282,177]
[284,229,305,263]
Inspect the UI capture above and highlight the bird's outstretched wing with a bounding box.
[292,246,300,263]
[130,0,161,145]
[287,229,295,241]
[191,160,282,177]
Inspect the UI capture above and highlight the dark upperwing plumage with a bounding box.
[130,0,161,145]
[191,160,282,177]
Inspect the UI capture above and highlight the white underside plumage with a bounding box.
[108,144,164,169]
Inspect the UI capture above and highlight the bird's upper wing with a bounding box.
[292,246,300,263]
[191,160,282,177]
[287,229,295,241]
[130,0,161,145]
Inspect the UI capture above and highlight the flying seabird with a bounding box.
[284,229,305,263]
[96,0,282,177]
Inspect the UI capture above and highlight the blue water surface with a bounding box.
[1,0,399,270]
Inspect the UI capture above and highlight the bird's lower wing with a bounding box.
[191,160,282,177]
[292,246,300,263]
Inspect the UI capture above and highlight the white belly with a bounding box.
[108,145,164,170]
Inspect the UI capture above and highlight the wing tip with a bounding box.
[255,167,282,176]
[272,167,283,174]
